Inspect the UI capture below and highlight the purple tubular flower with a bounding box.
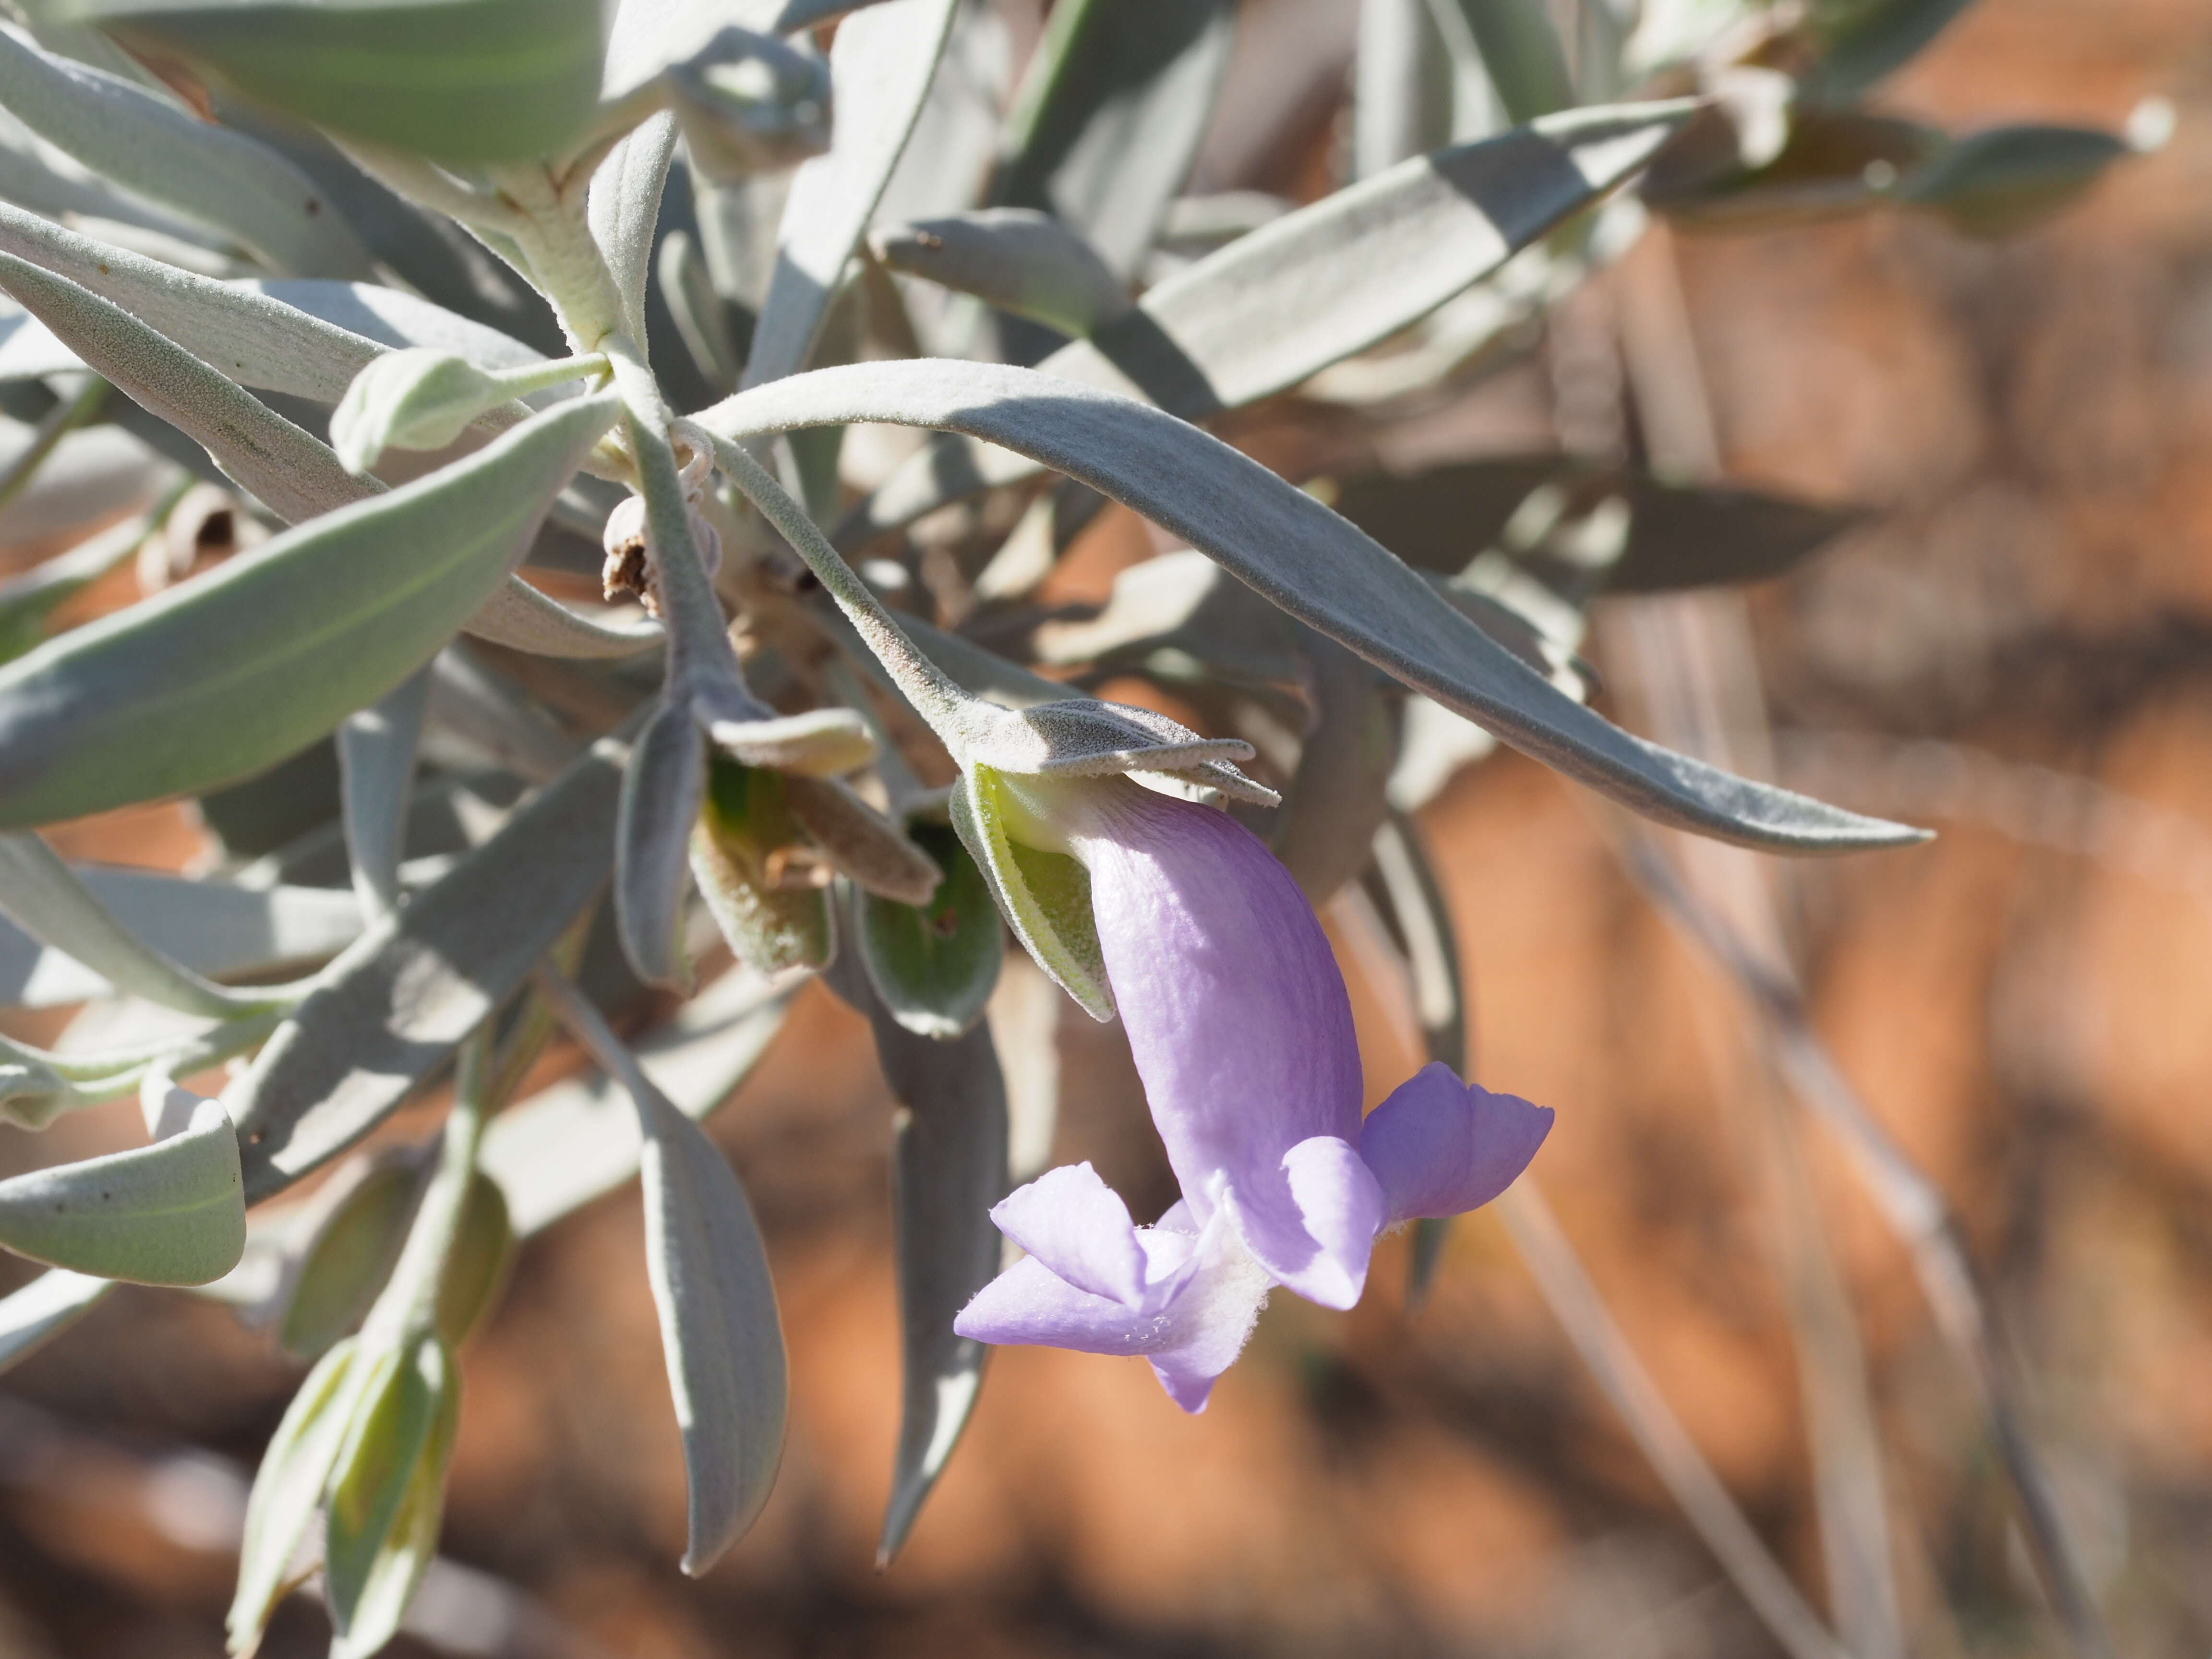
[954,780,1553,1411]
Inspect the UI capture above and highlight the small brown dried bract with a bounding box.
[602,537,659,617]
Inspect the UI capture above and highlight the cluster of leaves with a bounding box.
[0,0,2138,1653]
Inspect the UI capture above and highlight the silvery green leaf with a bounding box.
[0,1267,110,1375]
[0,868,361,1007]
[690,756,835,975]
[277,1153,423,1363]
[324,1333,450,1638]
[740,0,959,387]
[0,22,373,276]
[1070,99,1696,416]
[1272,635,1395,904]
[1899,123,2132,239]
[536,970,787,1575]
[784,775,940,906]
[0,246,361,524]
[226,736,626,1204]
[0,833,261,1017]
[230,1334,361,1654]
[827,959,1005,1559]
[1445,0,1573,126]
[0,199,541,404]
[853,821,1001,1040]
[995,0,1234,280]
[618,696,709,990]
[703,359,1924,853]
[338,668,431,924]
[587,110,678,350]
[835,100,1699,541]
[482,967,793,1238]
[0,391,618,829]
[637,1073,786,1573]
[464,580,662,660]
[1805,0,1976,100]
[92,0,606,164]
[870,208,1130,338]
[950,766,1110,1021]
[0,1091,244,1285]
[665,26,833,185]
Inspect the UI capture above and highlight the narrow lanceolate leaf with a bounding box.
[226,736,626,1204]
[741,0,959,387]
[464,580,661,659]
[230,1335,362,1654]
[95,0,607,164]
[538,971,786,1576]
[0,199,542,404]
[588,111,679,351]
[854,823,1002,1040]
[705,360,1923,854]
[618,696,709,989]
[993,0,1235,279]
[0,833,262,1017]
[871,209,1131,338]
[0,1268,112,1376]
[338,668,432,924]
[0,248,368,525]
[0,24,373,276]
[828,962,1007,1562]
[0,869,362,1008]
[0,1094,244,1285]
[637,1082,787,1573]
[481,967,794,1238]
[837,100,1699,541]
[0,393,618,829]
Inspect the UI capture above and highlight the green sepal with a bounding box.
[949,765,1110,1022]
[853,819,1003,1040]
[689,753,835,974]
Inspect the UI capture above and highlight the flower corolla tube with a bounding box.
[954,774,1553,1411]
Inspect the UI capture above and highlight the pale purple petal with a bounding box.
[1359,1062,1553,1223]
[1220,1134,1385,1310]
[955,1205,1274,1414]
[954,1255,1161,1354]
[988,1163,1149,1307]
[1070,788,1363,1228]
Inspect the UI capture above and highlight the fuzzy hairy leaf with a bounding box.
[703,359,1923,853]
[0,1094,245,1285]
[0,21,373,276]
[0,392,616,828]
